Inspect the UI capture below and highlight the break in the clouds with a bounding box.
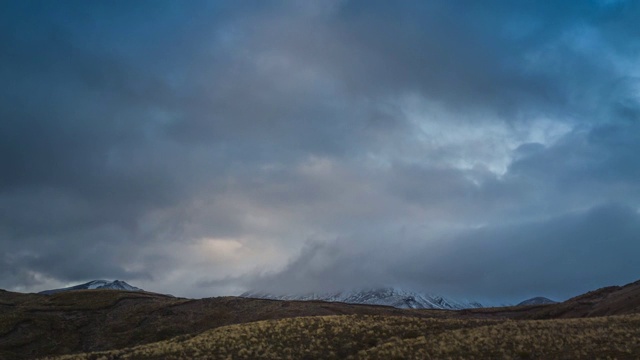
[1,0,639,302]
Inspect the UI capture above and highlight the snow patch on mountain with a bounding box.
[40,280,142,295]
[241,287,483,310]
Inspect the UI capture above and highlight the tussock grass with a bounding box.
[46,315,498,359]
[46,314,640,359]
[362,314,640,359]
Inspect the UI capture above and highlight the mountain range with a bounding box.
[241,287,484,310]
[39,281,558,310]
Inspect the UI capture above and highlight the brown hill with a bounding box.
[2,279,640,359]
[518,279,640,319]
[47,314,640,360]
[0,289,447,360]
[448,279,640,320]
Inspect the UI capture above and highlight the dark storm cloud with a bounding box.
[1,1,639,299]
[251,0,640,118]
[247,203,640,303]
[413,203,640,301]
[0,1,212,287]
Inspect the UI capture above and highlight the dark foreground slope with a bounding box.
[47,314,640,360]
[0,289,445,360]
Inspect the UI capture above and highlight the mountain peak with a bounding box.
[517,296,557,306]
[39,280,142,295]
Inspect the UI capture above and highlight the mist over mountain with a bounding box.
[242,287,483,310]
[2,1,640,358]
[1,0,640,303]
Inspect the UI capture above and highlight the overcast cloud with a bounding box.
[1,0,639,303]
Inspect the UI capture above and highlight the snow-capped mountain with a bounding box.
[241,287,483,310]
[517,296,557,306]
[40,280,142,295]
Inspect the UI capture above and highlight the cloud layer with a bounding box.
[1,0,639,302]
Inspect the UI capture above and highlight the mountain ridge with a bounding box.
[241,287,483,310]
[39,279,141,295]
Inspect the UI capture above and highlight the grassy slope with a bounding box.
[363,315,640,359]
[45,315,501,360]
[47,314,640,360]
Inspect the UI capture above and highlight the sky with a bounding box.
[1,0,640,304]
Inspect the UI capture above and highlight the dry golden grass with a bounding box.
[46,315,499,360]
[362,314,640,359]
[45,314,640,360]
